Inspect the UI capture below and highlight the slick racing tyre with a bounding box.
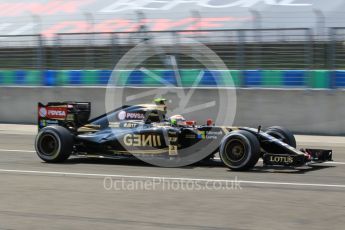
[219,130,260,171]
[265,126,296,148]
[35,126,74,163]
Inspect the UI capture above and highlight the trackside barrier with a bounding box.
[0,69,343,88]
[1,87,345,135]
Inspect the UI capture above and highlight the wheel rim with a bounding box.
[38,134,59,156]
[224,139,246,163]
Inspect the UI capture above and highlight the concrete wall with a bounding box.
[0,87,343,135]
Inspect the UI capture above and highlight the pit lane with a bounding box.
[0,125,344,230]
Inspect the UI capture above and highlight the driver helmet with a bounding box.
[169,115,186,126]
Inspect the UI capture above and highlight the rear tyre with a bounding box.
[35,126,74,163]
[265,126,296,148]
[219,130,260,171]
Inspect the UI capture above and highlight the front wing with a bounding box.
[263,149,333,167]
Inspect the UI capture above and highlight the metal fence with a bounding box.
[0,28,343,70]
[49,28,316,70]
[0,34,43,69]
[330,27,345,70]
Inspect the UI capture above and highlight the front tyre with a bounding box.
[219,130,260,171]
[265,126,296,147]
[35,126,74,163]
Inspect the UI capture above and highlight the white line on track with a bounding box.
[0,149,35,153]
[0,168,344,189]
[323,161,345,165]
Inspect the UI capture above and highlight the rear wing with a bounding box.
[38,102,91,131]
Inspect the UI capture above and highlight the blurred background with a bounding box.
[0,0,344,88]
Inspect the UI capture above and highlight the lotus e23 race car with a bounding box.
[35,99,333,171]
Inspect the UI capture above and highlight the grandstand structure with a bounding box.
[0,0,344,88]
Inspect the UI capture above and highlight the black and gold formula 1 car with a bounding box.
[35,99,332,171]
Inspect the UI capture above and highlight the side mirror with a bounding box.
[186,120,196,127]
[207,119,213,126]
[257,125,262,133]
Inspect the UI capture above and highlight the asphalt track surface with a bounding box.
[0,125,344,230]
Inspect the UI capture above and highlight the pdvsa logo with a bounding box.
[40,107,68,119]
[48,110,66,117]
[126,112,145,120]
[118,110,145,120]
[118,111,126,120]
[39,107,47,117]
